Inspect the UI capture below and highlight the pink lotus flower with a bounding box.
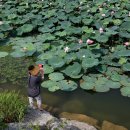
[86,39,94,45]
[78,39,83,44]
[99,27,103,33]
[124,42,130,46]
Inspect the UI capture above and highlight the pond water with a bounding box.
[0,48,130,129]
[0,78,130,129]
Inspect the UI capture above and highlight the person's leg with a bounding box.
[35,95,43,110]
[28,97,36,109]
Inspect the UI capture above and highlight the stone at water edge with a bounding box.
[101,120,128,130]
[59,112,99,127]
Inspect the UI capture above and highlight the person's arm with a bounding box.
[39,68,44,79]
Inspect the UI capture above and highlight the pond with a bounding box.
[0,48,130,129]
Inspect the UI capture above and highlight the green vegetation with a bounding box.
[0,0,130,97]
[0,90,27,123]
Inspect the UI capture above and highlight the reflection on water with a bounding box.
[0,83,130,129]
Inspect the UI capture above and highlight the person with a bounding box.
[27,64,44,111]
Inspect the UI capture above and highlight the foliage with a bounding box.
[0,0,130,97]
[0,90,27,123]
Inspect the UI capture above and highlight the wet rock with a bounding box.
[59,112,98,127]
[101,120,128,130]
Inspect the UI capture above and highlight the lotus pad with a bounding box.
[49,72,64,81]
[121,87,130,97]
[0,52,8,58]
[80,81,95,90]
[58,80,77,91]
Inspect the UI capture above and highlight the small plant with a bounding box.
[0,90,27,123]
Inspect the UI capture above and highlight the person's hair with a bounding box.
[28,65,34,71]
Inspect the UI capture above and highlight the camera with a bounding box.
[38,64,43,68]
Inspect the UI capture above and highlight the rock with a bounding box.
[59,112,98,127]
[46,118,97,130]
[101,120,128,130]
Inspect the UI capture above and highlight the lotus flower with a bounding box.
[124,42,130,46]
[99,8,103,11]
[111,11,115,15]
[82,55,85,58]
[129,12,130,17]
[78,39,83,44]
[86,39,94,45]
[102,14,106,17]
[22,47,28,52]
[99,27,103,33]
[0,21,3,25]
[64,47,70,53]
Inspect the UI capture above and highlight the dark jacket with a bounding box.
[28,75,42,97]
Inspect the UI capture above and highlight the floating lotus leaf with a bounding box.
[62,62,82,78]
[80,81,95,90]
[49,72,64,81]
[38,52,53,60]
[0,24,12,31]
[0,33,4,39]
[120,77,130,87]
[119,57,127,65]
[17,24,33,35]
[105,80,121,89]
[55,50,66,58]
[121,87,130,97]
[123,63,130,71]
[58,80,77,91]
[38,26,52,33]
[121,22,130,32]
[82,57,99,69]
[82,75,96,82]
[43,65,54,74]
[114,50,130,57]
[41,43,50,51]
[95,84,110,92]
[96,65,107,73]
[55,31,67,37]
[10,51,25,58]
[95,34,109,43]
[111,73,121,82]
[41,80,60,92]
[65,53,77,64]
[0,52,8,58]
[48,56,65,68]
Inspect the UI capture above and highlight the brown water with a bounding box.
[0,82,130,129]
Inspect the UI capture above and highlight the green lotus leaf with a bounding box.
[48,56,65,68]
[120,78,130,87]
[95,34,109,43]
[0,33,4,39]
[119,31,130,38]
[69,16,81,23]
[114,50,130,57]
[121,87,130,97]
[58,80,77,91]
[96,65,107,73]
[38,26,52,33]
[49,72,64,81]
[111,73,121,82]
[17,24,33,35]
[105,80,121,89]
[123,63,130,71]
[96,77,108,86]
[121,22,130,32]
[95,84,110,92]
[44,65,54,74]
[41,43,50,51]
[82,18,93,25]
[38,52,53,60]
[82,76,95,82]
[119,57,127,65]
[41,80,60,92]
[82,57,99,69]
[0,52,8,58]
[80,81,95,90]
[55,50,66,58]
[0,24,12,31]
[60,21,71,29]
[62,62,82,78]
[55,31,67,37]
[65,53,77,64]
[10,51,25,58]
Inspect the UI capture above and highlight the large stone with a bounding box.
[59,112,99,127]
[101,120,128,130]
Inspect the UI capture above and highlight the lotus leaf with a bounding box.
[41,80,60,92]
[105,80,121,89]
[49,72,64,81]
[119,57,127,65]
[38,52,53,60]
[55,50,66,58]
[43,65,54,74]
[48,56,65,68]
[95,84,110,92]
[55,31,67,37]
[0,52,8,58]
[62,62,82,78]
[38,26,52,33]
[65,53,77,64]
[58,80,77,91]
[111,73,121,82]
[96,65,107,73]
[17,24,33,35]
[82,57,99,69]
[0,33,4,39]
[10,51,25,58]
[123,63,130,71]
[0,24,12,31]
[80,81,95,90]
[121,22,130,32]
[121,87,130,97]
